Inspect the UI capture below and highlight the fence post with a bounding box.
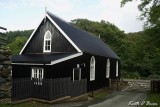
[68,77,71,96]
[31,78,34,98]
[11,79,14,101]
[108,78,111,88]
[49,79,53,100]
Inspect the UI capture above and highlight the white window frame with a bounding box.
[116,61,119,77]
[106,58,110,78]
[90,56,95,81]
[31,68,44,85]
[73,68,81,81]
[43,30,52,52]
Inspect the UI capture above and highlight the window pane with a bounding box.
[106,59,110,78]
[48,41,50,45]
[39,71,41,79]
[44,41,51,51]
[45,41,48,45]
[44,31,51,52]
[34,71,36,78]
[35,69,37,78]
[116,61,118,77]
[90,56,95,81]
[45,32,51,39]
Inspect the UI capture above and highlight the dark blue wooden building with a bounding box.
[12,11,120,92]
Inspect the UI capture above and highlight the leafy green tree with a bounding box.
[6,30,33,43]
[121,0,160,29]
[7,36,27,54]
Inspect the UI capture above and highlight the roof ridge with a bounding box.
[47,11,99,39]
[46,11,69,24]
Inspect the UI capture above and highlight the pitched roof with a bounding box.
[47,12,119,59]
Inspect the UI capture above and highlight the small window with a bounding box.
[90,56,95,81]
[73,68,81,81]
[106,58,110,78]
[31,68,44,85]
[116,61,119,77]
[43,30,52,52]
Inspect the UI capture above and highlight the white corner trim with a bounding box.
[19,17,45,55]
[46,13,82,52]
[46,52,83,65]
[12,63,44,65]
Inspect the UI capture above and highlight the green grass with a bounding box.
[93,91,108,99]
[144,92,160,107]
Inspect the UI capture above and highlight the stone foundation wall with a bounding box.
[0,47,12,99]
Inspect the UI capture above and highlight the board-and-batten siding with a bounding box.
[22,18,77,54]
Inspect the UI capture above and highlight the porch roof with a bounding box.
[12,53,79,64]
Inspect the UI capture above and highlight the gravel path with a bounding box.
[86,90,147,107]
[45,90,148,107]
[45,79,150,107]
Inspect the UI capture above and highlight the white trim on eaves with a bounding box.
[19,17,45,55]
[46,52,83,65]
[12,52,83,66]
[46,13,82,53]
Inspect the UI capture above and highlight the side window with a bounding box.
[31,68,44,85]
[90,56,95,81]
[43,30,52,52]
[106,58,110,78]
[116,61,119,77]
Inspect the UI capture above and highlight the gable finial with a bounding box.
[44,7,47,23]
[45,6,47,16]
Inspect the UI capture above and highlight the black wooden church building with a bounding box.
[12,11,120,92]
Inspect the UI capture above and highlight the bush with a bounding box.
[121,71,141,79]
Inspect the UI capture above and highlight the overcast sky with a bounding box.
[0,0,144,33]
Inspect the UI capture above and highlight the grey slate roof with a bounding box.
[47,12,119,59]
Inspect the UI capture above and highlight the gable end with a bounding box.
[46,13,81,52]
[20,15,81,54]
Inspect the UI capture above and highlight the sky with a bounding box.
[0,0,144,33]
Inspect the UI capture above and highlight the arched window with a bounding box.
[90,56,95,81]
[116,61,119,77]
[43,30,52,52]
[106,58,110,78]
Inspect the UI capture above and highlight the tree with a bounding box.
[121,0,160,29]
[7,36,27,54]
[121,0,160,77]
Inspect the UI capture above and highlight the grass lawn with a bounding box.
[93,91,108,99]
[94,91,108,99]
[144,92,160,107]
